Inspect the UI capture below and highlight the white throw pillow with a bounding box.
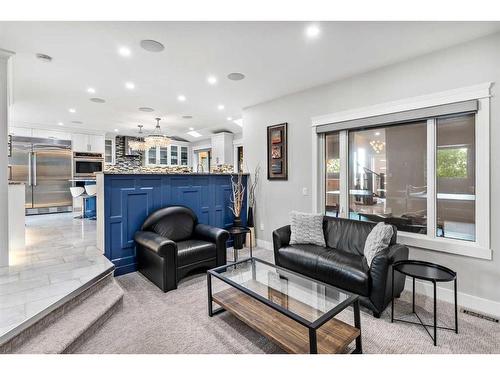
[289,211,326,247]
[364,222,394,267]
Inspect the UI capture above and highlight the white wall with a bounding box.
[243,32,500,308]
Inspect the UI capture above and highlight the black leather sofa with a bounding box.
[273,216,409,317]
[134,206,229,292]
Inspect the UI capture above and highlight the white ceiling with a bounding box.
[1,21,499,140]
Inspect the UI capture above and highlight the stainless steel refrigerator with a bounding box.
[9,136,72,215]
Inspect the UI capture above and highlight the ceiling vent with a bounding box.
[139,107,155,112]
[182,115,193,119]
[90,98,106,103]
[36,53,52,62]
[71,121,83,124]
[227,72,245,81]
[140,40,165,52]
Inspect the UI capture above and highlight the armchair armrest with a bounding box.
[193,224,229,266]
[134,231,177,258]
[193,224,229,243]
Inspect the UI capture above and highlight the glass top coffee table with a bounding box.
[207,257,362,354]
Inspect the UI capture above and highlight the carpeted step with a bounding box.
[7,275,124,354]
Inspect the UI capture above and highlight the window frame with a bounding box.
[312,83,491,260]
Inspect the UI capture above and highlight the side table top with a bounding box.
[227,226,251,235]
[393,260,456,282]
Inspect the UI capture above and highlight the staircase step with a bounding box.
[1,272,124,354]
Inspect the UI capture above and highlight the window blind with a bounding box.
[316,99,478,134]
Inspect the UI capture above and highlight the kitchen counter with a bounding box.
[98,171,249,176]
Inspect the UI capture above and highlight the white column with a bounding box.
[0,48,15,266]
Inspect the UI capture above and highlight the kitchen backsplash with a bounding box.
[113,136,144,169]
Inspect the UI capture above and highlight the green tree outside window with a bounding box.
[437,147,468,178]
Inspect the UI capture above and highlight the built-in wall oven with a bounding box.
[73,152,104,177]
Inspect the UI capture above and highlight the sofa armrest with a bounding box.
[134,231,177,258]
[369,243,409,314]
[193,224,229,265]
[273,225,291,266]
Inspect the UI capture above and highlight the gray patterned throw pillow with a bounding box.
[364,222,394,267]
[289,211,326,247]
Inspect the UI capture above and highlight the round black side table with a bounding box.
[391,260,458,346]
[227,226,253,262]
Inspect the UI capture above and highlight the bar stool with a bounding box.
[69,187,86,219]
[84,184,97,220]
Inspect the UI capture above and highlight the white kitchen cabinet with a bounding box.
[9,126,32,137]
[32,129,72,140]
[72,133,105,153]
[211,132,234,165]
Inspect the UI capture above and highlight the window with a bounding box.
[325,132,341,217]
[347,121,427,234]
[436,114,475,241]
[104,138,115,164]
[181,146,188,166]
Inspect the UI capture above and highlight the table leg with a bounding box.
[249,230,253,258]
[454,278,458,334]
[433,280,437,346]
[234,246,238,262]
[309,328,318,354]
[353,299,362,354]
[207,273,213,317]
[391,267,395,323]
[412,277,415,313]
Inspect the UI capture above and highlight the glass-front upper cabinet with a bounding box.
[170,145,178,165]
[159,147,168,165]
[104,138,115,164]
[180,146,188,166]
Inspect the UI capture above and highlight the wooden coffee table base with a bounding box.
[212,288,360,354]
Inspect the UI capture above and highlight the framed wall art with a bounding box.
[267,123,288,180]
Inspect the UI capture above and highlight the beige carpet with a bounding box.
[75,248,500,354]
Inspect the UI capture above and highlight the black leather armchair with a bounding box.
[134,206,229,292]
[273,217,409,317]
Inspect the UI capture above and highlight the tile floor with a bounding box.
[0,213,113,341]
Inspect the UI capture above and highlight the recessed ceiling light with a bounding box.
[207,75,217,85]
[71,121,83,125]
[305,24,321,38]
[217,104,225,111]
[35,53,52,62]
[90,98,106,103]
[57,122,64,126]
[125,82,135,90]
[375,132,381,136]
[114,129,119,132]
[233,118,243,127]
[177,95,186,102]
[189,127,194,131]
[140,39,165,52]
[87,87,96,94]
[182,115,193,119]
[187,130,202,138]
[139,107,154,112]
[227,72,245,81]
[118,46,131,57]
[68,108,76,113]
[227,117,232,121]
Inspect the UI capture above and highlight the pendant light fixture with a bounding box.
[129,125,148,151]
[145,117,171,148]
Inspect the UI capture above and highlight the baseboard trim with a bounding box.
[404,276,500,319]
[256,239,273,251]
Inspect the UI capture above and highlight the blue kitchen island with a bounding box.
[96,172,248,276]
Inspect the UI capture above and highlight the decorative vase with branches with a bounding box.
[247,164,260,227]
[229,172,245,227]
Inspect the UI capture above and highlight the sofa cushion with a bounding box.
[289,211,326,247]
[324,217,396,256]
[277,244,370,296]
[316,249,370,296]
[364,222,394,267]
[177,239,216,267]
